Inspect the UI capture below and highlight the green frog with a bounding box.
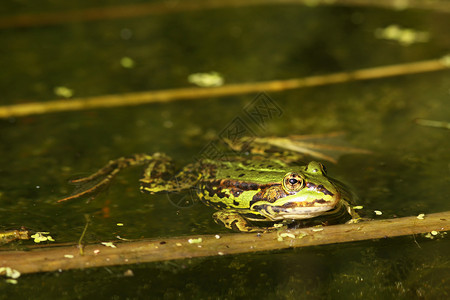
[58,136,362,232]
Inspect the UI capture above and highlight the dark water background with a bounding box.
[0,1,449,299]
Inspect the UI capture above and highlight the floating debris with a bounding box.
[311,226,324,232]
[120,57,135,68]
[188,238,203,244]
[297,233,307,239]
[31,232,55,243]
[0,267,21,283]
[54,86,74,98]
[375,24,430,46]
[188,72,224,87]
[279,232,296,239]
[6,279,18,284]
[101,242,117,248]
[414,118,450,130]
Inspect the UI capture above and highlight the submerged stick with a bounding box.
[0,211,448,275]
[1,0,450,29]
[0,57,448,119]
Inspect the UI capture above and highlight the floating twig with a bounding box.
[0,211,449,275]
[1,0,450,29]
[0,57,448,119]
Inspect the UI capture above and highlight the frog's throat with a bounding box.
[251,192,341,221]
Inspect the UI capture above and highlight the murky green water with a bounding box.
[1,2,449,299]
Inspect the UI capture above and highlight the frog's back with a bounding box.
[196,159,289,211]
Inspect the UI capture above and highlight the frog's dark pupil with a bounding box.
[289,178,298,185]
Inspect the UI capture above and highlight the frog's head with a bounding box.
[250,161,343,220]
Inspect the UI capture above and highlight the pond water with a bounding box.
[1,1,449,299]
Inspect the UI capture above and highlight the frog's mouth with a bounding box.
[253,193,341,220]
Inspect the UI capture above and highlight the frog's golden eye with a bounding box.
[283,172,304,192]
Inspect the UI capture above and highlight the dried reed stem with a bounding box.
[0,211,449,275]
[0,57,448,119]
[0,0,449,29]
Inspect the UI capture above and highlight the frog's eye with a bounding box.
[283,173,304,192]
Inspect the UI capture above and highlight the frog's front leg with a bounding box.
[342,201,363,224]
[213,210,277,232]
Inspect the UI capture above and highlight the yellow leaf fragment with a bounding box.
[417,213,425,220]
[31,232,55,243]
[297,233,307,239]
[54,86,74,98]
[312,225,324,232]
[0,267,21,279]
[120,57,135,68]
[101,242,117,248]
[6,279,18,284]
[374,24,430,46]
[188,238,203,244]
[441,54,450,67]
[187,72,224,87]
[279,232,296,239]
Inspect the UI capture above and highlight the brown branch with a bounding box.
[0,211,449,275]
[1,0,450,29]
[0,57,448,119]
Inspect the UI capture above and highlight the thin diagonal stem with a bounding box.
[0,57,448,119]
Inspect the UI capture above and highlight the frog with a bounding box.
[58,136,362,232]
